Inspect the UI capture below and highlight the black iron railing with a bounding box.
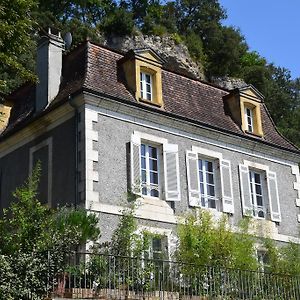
[48,252,300,299]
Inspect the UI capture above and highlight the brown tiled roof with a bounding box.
[2,41,299,153]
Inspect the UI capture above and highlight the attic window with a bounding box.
[224,85,264,138]
[118,49,164,108]
[245,107,254,132]
[140,72,153,101]
[242,102,263,136]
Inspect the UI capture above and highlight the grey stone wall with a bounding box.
[92,111,299,240]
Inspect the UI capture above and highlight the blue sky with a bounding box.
[219,0,300,79]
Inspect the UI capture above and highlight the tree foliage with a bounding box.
[1,0,299,146]
[176,210,258,270]
[0,0,38,93]
[0,163,100,299]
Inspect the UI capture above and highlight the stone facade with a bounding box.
[0,33,299,255]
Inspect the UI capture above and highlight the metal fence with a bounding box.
[48,252,300,300]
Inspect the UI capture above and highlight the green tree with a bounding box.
[176,209,258,270]
[0,0,38,94]
[109,206,149,257]
[206,26,248,77]
[0,163,100,299]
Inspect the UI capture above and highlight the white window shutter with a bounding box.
[163,144,181,201]
[186,151,200,207]
[130,134,141,195]
[239,164,252,216]
[267,171,281,222]
[220,159,234,214]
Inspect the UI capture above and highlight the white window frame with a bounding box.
[141,142,161,198]
[131,131,181,202]
[144,235,166,260]
[245,107,254,132]
[186,146,234,214]
[240,160,281,222]
[140,72,153,101]
[137,226,172,260]
[256,249,269,272]
[249,170,265,219]
[198,157,218,210]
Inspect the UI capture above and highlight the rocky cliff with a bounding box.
[104,34,205,80]
[104,34,247,90]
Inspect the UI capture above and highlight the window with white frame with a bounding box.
[239,161,281,222]
[186,147,234,214]
[245,107,254,132]
[141,143,160,197]
[140,72,153,101]
[131,132,181,201]
[249,170,265,218]
[257,249,269,272]
[144,236,167,260]
[198,158,217,209]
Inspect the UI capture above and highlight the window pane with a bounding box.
[149,159,157,171]
[208,185,215,196]
[258,210,265,218]
[200,183,204,194]
[145,74,151,83]
[150,189,159,197]
[209,199,216,209]
[142,170,147,183]
[149,146,157,158]
[201,196,206,207]
[199,171,203,182]
[146,84,151,93]
[141,157,146,169]
[198,159,203,170]
[206,173,214,184]
[255,184,262,195]
[140,82,143,96]
[152,238,162,252]
[254,173,261,183]
[150,172,158,184]
[146,93,152,101]
[141,144,146,156]
[256,195,263,207]
[206,161,213,172]
[142,187,147,195]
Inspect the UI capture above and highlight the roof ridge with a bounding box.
[82,40,91,89]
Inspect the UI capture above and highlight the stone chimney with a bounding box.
[36,28,64,112]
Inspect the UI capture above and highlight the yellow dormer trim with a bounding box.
[224,85,264,137]
[119,49,164,107]
[136,63,163,106]
[241,99,263,137]
[239,87,264,137]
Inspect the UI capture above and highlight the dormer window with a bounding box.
[223,85,264,137]
[119,48,164,108]
[245,107,254,132]
[242,102,263,136]
[140,72,153,101]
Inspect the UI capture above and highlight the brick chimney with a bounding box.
[36,28,64,112]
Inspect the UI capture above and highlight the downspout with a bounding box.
[68,94,78,208]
